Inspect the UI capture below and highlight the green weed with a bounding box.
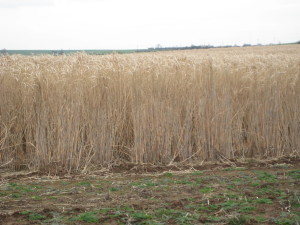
[73,212,99,223]
[239,206,256,212]
[288,170,300,179]
[10,193,22,198]
[256,198,273,204]
[255,171,277,182]
[20,210,33,215]
[29,213,46,221]
[255,216,268,222]
[192,171,203,176]
[199,187,214,193]
[130,212,152,220]
[78,181,92,186]
[162,172,173,177]
[109,187,119,192]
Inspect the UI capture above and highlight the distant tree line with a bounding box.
[0,48,8,55]
[145,44,258,52]
[51,49,64,56]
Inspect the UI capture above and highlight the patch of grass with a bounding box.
[143,181,159,187]
[220,200,240,210]
[29,213,46,221]
[20,210,33,215]
[194,178,203,184]
[239,206,256,212]
[254,186,285,197]
[227,184,236,189]
[192,171,203,176]
[174,180,193,185]
[48,196,57,200]
[251,182,261,187]
[207,216,222,222]
[289,193,300,208]
[232,178,246,185]
[7,183,34,193]
[256,198,273,204]
[8,183,19,188]
[255,171,277,182]
[10,193,22,198]
[199,187,214,193]
[0,191,7,197]
[162,172,173,177]
[130,212,152,220]
[97,208,110,214]
[60,181,71,185]
[73,212,99,223]
[255,216,268,223]
[272,212,300,225]
[109,187,119,192]
[288,170,300,179]
[78,181,92,186]
[176,212,199,224]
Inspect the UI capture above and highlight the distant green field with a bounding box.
[3,49,142,55]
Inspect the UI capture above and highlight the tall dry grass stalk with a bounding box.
[0,45,299,173]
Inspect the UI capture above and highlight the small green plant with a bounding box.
[10,193,22,198]
[174,180,193,185]
[109,187,119,192]
[220,200,239,210]
[73,212,99,223]
[199,187,214,193]
[192,171,203,176]
[194,178,203,184]
[162,172,173,177]
[255,216,268,222]
[255,171,277,182]
[144,181,159,187]
[207,216,222,222]
[29,213,46,220]
[288,170,300,179]
[239,206,256,212]
[8,183,19,188]
[176,212,199,224]
[130,212,152,220]
[97,208,110,214]
[20,210,33,215]
[227,185,235,189]
[251,182,260,187]
[78,181,92,186]
[60,181,71,185]
[48,196,57,200]
[256,198,273,204]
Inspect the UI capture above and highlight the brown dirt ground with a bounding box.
[0,156,299,224]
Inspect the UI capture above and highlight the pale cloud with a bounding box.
[0,0,54,8]
[0,0,299,49]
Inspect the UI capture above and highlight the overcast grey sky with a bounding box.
[0,0,299,49]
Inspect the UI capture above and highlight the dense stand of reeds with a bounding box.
[0,45,299,173]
